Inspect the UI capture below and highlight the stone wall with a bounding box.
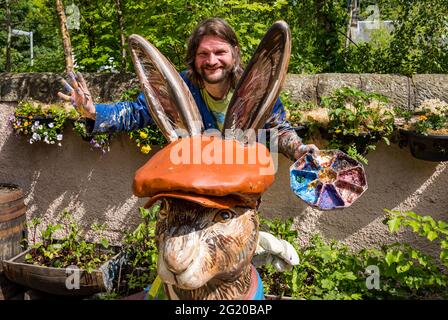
[2,72,448,108]
[1,72,447,258]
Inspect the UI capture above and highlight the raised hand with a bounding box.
[58,71,96,119]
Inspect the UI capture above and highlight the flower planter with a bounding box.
[398,129,448,162]
[1,247,126,296]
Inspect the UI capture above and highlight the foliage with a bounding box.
[258,213,448,299]
[384,209,448,268]
[22,210,115,273]
[11,100,167,154]
[128,126,167,154]
[394,99,448,135]
[117,205,159,295]
[73,120,113,154]
[118,87,167,153]
[11,101,69,146]
[1,1,447,74]
[321,87,395,164]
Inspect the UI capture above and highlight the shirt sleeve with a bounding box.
[91,92,155,133]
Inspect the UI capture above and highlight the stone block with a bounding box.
[360,74,410,109]
[283,74,318,105]
[412,74,448,108]
[316,73,362,104]
[0,73,29,101]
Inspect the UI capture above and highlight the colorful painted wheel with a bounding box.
[290,150,368,210]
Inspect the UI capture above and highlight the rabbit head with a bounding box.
[129,20,291,300]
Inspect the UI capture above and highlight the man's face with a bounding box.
[194,35,235,85]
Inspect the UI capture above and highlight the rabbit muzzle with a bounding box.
[157,228,209,289]
[163,227,199,274]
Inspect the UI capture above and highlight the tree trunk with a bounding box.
[55,0,74,73]
[5,0,12,72]
[115,0,127,72]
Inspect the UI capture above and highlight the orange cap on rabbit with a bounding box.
[133,135,275,209]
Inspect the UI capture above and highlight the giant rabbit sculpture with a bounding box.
[130,21,294,300]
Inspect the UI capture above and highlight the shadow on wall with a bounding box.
[0,103,156,243]
[260,142,447,253]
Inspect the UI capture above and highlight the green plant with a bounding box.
[257,212,448,300]
[120,87,141,101]
[117,205,159,295]
[394,99,448,135]
[281,91,319,127]
[384,209,448,268]
[22,209,115,273]
[128,126,167,154]
[11,101,68,146]
[73,120,113,154]
[322,87,395,164]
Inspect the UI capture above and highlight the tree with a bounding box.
[114,0,126,71]
[55,0,73,73]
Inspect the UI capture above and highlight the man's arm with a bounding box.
[92,92,154,133]
[264,98,318,160]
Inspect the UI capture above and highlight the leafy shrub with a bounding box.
[258,210,448,300]
[116,206,159,296]
[394,99,448,135]
[128,127,167,154]
[22,210,115,273]
[321,87,395,164]
[11,101,71,146]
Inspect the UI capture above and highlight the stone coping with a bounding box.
[1,72,447,110]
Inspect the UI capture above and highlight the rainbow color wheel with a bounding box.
[290,150,368,210]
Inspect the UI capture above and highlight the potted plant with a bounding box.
[284,87,395,164]
[10,101,72,147]
[394,98,448,161]
[1,210,124,296]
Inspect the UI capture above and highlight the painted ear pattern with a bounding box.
[223,21,291,137]
[128,34,203,142]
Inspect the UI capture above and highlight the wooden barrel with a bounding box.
[0,183,27,299]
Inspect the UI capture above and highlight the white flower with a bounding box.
[44,136,49,144]
[58,143,62,147]
[38,125,43,130]
[29,139,33,144]
[56,134,63,141]
[48,123,54,128]
[35,121,40,126]
[32,133,41,141]
[50,141,55,144]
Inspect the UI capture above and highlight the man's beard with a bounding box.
[199,65,232,84]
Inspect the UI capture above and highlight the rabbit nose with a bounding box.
[163,230,198,274]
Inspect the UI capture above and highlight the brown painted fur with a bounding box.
[155,198,259,300]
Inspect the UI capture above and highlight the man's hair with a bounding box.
[186,18,244,88]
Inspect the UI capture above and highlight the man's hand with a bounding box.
[252,231,300,272]
[294,143,319,160]
[58,72,96,120]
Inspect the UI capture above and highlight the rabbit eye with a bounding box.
[158,199,169,219]
[213,209,234,223]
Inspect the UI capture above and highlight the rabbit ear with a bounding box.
[129,34,203,142]
[223,21,291,135]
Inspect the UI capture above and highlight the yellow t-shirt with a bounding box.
[200,88,233,130]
